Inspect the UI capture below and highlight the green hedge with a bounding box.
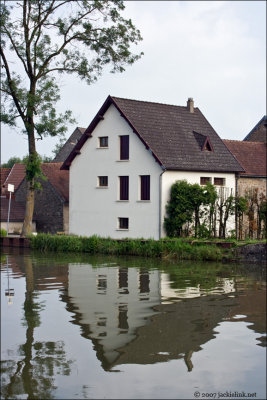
[29,234,223,261]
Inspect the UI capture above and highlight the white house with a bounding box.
[62,96,243,239]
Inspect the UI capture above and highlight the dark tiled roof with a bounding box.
[62,96,244,173]
[243,116,267,142]
[0,198,30,221]
[53,127,85,162]
[41,163,69,202]
[0,168,11,194]
[223,140,267,176]
[2,164,26,194]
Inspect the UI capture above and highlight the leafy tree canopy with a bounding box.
[0,0,143,235]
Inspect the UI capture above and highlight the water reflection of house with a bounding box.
[66,265,161,367]
[2,255,266,372]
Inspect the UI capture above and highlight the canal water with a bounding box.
[1,249,266,399]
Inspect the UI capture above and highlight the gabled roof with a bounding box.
[1,163,69,202]
[223,140,267,177]
[40,163,69,202]
[53,127,85,162]
[1,164,26,194]
[0,168,11,194]
[243,115,267,142]
[61,96,244,173]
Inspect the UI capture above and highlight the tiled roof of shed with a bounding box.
[0,168,11,194]
[53,127,85,162]
[62,96,244,173]
[2,164,25,193]
[223,140,267,177]
[41,163,69,202]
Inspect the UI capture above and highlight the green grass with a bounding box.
[29,234,224,261]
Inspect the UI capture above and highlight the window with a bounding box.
[119,176,129,200]
[120,135,129,160]
[140,175,150,200]
[214,177,225,186]
[99,136,108,148]
[118,217,129,230]
[200,177,211,185]
[98,176,108,187]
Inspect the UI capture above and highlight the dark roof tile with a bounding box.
[62,96,244,173]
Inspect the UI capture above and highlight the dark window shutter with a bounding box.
[120,136,129,160]
[120,176,129,200]
[141,175,150,200]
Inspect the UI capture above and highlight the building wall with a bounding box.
[0,221,36,234]
[69,104,163,239]
[244,120,267,143]
[63,204,69,234]
[161,171,236,237]
[236,176,266,239]
[16,179,65,234]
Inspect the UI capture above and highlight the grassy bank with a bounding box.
[29,233,224,261]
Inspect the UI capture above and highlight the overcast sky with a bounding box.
[1,0,266,163]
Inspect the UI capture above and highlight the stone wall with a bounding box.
[16,179,65,234]
[237,177,266,239]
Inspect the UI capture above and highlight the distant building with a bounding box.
[223,139,266,239]
[53,127,85,162]
[1,163,69,234]
[243,115,267,143]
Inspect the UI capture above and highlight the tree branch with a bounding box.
[0,48,26,123]
[1,24,29,76]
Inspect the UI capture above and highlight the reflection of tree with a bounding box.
[1,255,72,399]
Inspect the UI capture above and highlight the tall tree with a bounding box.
[0,0,143,235]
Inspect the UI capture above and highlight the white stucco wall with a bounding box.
[69,104,163,239]
[160,171,236,237]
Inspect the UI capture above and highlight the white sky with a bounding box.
[1,0,266,163]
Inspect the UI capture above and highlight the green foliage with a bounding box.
[1,228,7,237]
[1,0,143,139]
[1,156,25,168]
[164,180,218,238]
[29,233,223,261]
[24,153,47,189]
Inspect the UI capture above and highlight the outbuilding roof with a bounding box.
[223,140,267,177]
[61,96,244,173]
[53,127,85,162]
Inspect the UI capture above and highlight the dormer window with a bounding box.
[202,136,213,152]
[193,131,214,152]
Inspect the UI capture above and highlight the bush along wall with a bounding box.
[29,233,223,261]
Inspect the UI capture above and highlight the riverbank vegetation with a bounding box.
[29,233,265,261]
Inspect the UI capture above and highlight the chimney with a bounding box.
[187,97,194,113]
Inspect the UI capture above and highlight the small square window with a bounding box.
[214,177,225,186]
[99,136,108,148]
[98,176,108,187]
[118,217,129,230]
[200,177,211,185]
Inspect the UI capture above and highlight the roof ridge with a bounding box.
[111,95,199,110]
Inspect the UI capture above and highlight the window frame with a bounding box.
[119,135,129,160]
[200,177,212,186]
[98,176,108,187]
[118,217,129,230]
[140,175,150,201]
[98,136,109,148]
[119,176,129,200]
[214,177,225,186]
